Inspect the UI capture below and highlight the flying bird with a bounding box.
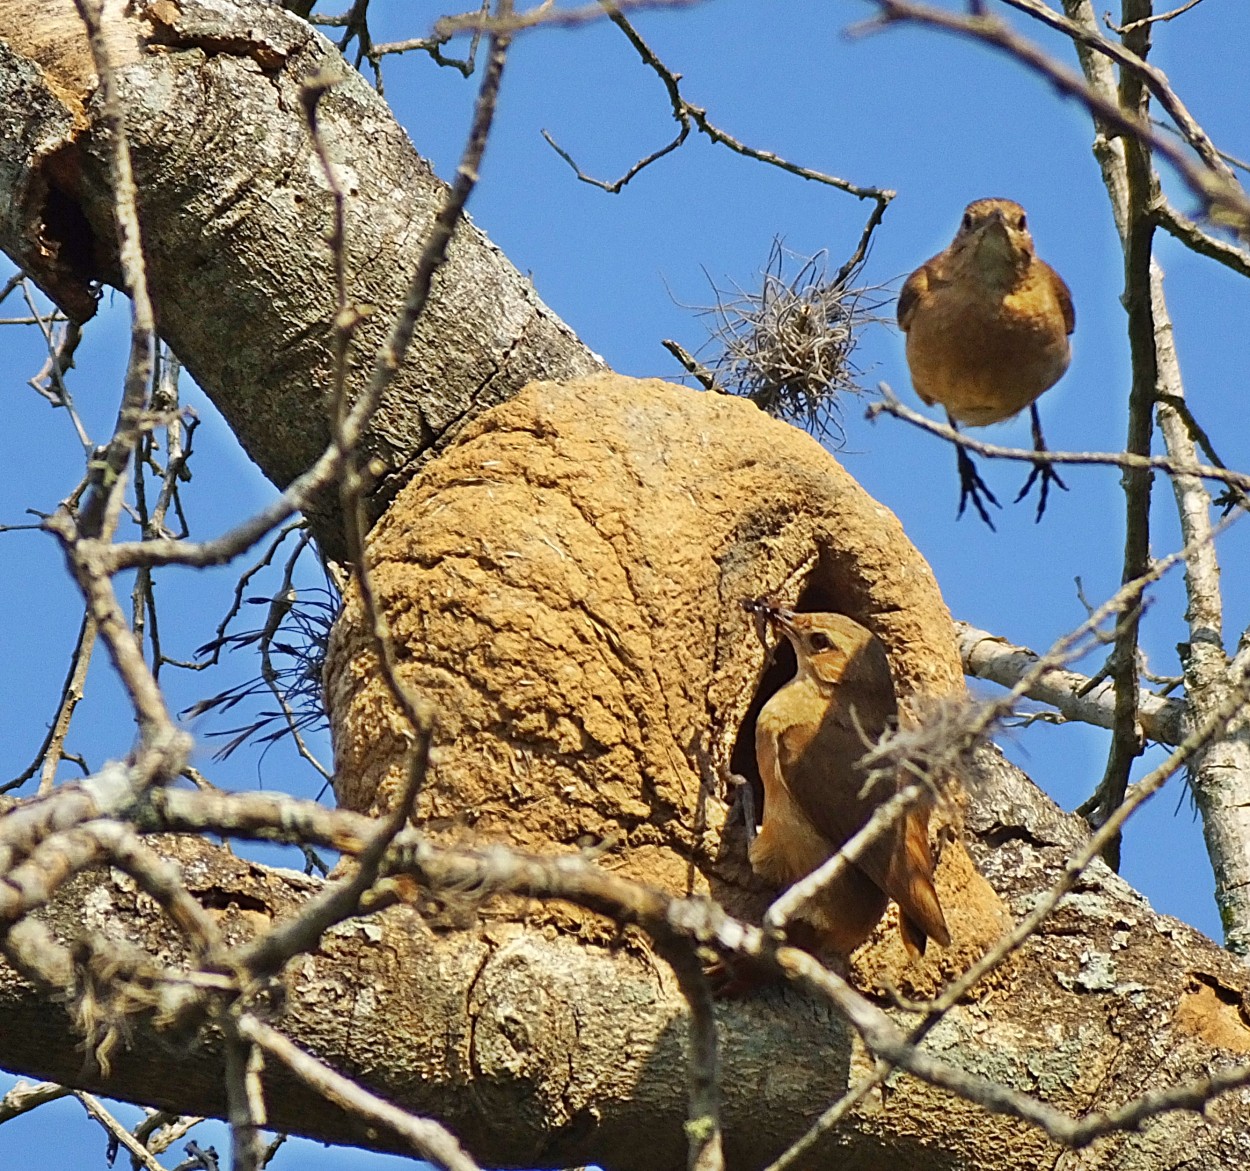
[898,197,1075,526]
[747,601,949,959]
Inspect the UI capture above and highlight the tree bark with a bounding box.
[1062,0,1250,952]
[3,743,1249,1171]
[0,0,601,561]
[2,3,1250,1170]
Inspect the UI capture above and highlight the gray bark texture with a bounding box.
[0,0,602,560]
[2,2,1250,1170]
[3,747,1249,1171]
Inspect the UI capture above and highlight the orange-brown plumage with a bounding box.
[898,197,1073,425]
[749,606,949,958]
[897,197,1075,523]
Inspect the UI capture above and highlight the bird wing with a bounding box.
[775,697,901,890]
[1044,260,1076,335]
[896,263,931,332]
[778,698,949,954]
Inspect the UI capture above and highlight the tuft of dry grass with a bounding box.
[693,239,888,445]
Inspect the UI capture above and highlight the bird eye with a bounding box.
[809,632,832,652]
[961,212,974,231]
[1016,213,1028,229]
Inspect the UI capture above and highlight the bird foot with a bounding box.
[955,445,1001,529]
[1213,485,1249,516]
[1014,458,1068,521]
[1014,405,1069,522]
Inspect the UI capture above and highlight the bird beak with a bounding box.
[983,208,1010,236]
[765,606,799,634]
[742,597,799,638]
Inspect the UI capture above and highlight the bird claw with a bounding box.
[1014,404,1069,522]
[1014,458,1068,521]
[954,445,1001,529]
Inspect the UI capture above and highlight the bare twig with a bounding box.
[223,1024,267,1171]
[19,283,90,450]
[1108,0,1205,35]
[131,1111,204,1159]
[0,609,98,795]
[0,1080,71,1122]
[661,338,721,391]
[763,782,930,938]
[868,385,1250,495]
[75,1092,167,1171]
[1151,196,1250,278]
[70,0,158,540]
[654,941,723,1171]
[1084,0,1156,870]
[436,0,708,37]
[236,1015,481,1171]
[370,0,488,79]
[856,0,1250,235]
[542,5,893,216]
[999,0,1234,184]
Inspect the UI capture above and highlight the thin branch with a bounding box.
[622,7,889,200]
[1087,0,1155,869]
[223,1024,267,1171]
[762,1068,881,1171]
[868,385,1250,495]
[370,0,487,79]
[956,620,1185,745]
[763,782,929,937]
[0,819,224,968]
[70,0,158,540]
[75,1092,167,1171]
[131,1111,204,1159]
[1108,0,1205,35]
[1000,0,1234,184]
[236,1015,481,1171]
[856,0,1250,235]
[0,608,98,795]
[435,0,708,37]
[1151,196,1250,278]
[102,436,348,575]
[44,513,179,745]
[541,5,892,211]
[653,942,723,1171]
[19,283,90,451]
[0,1080,71,1122]
[661,338,721,390]
[542,122,687,192]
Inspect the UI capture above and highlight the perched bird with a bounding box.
[898,197,1075,526]
[746,602,949,959]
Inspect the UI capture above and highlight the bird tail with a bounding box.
[894,808,951,958]
[899,893,950,958]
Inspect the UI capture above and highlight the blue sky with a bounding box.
[2,0,1247,1165]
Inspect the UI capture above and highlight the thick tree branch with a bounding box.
[1063,0,1250,952]
[0,0,602,561]
[957,621,1184,745]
